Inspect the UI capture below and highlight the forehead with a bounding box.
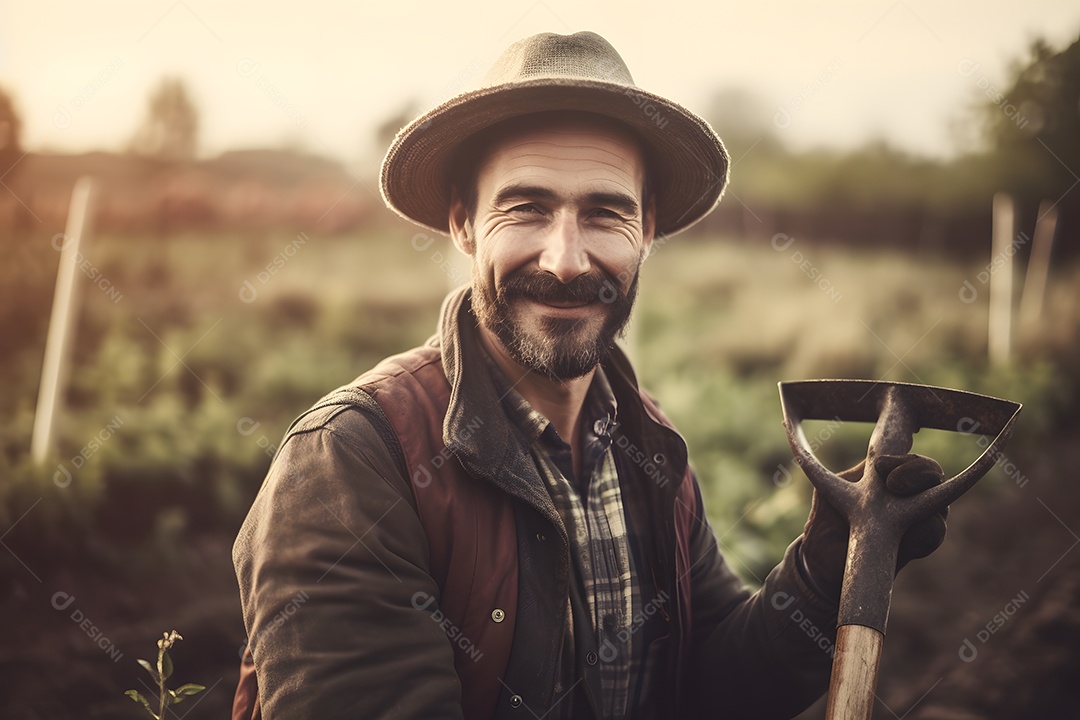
[471,115,647,191]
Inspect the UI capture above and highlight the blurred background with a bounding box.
[2,1,1080,718]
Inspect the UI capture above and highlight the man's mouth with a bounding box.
[535,297,594,309]
[498,272,616,317]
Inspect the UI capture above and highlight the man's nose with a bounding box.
[537,214,590,283]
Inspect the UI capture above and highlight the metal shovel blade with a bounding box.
[779,379,1019,436]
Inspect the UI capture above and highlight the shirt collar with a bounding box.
[480,344,619,451]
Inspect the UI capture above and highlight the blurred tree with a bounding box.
[131,77,199,161]
[981,33,1080,220]
[0,85,22,177]
[704,87,785,161]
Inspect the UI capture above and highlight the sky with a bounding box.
[3,0,1079,173]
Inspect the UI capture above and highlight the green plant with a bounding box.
[124,630,205,719]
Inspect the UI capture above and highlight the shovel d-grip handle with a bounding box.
[778,380,1021,720]
[782,383,1021,631]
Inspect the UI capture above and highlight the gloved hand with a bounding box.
[799,453,948,601]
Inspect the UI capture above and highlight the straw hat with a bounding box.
[380,31,729,238]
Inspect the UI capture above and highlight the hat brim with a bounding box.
[380,77,729,238]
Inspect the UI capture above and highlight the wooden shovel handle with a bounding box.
[826,625,884,720]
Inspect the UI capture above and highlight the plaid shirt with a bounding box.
[486,355,647,719]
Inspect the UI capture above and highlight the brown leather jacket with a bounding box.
[232,287,838,719]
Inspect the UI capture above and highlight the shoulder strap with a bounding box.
[274,386,408,480]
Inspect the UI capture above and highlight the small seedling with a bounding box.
[125,630,205,719]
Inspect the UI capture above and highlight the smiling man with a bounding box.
[232,31,947,720]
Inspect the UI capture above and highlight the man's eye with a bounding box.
[509,204,541,214]
[593,208,624,221]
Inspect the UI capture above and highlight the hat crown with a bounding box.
[483,31,636,87]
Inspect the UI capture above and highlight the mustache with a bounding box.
[498,268,621,305]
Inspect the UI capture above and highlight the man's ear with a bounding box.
[448,188,475,256]
[641,193,657,259]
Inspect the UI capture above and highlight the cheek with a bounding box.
[590,235,644,284]
[477,229,541,281]
[472,245,516,298]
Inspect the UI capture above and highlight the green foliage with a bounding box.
[0,230,453,557]
[978,33,1080,203]
[125,630,205,719]
[727,142,999,213]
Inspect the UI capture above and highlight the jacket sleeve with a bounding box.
[683,474,838,718]
[232,404,465,719]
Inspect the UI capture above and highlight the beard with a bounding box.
[471,264,640,380]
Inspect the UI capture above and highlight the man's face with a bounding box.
[450,116,655,380]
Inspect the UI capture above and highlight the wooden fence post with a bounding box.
[31,177,97,464]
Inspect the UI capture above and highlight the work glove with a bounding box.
[799,453,948,602]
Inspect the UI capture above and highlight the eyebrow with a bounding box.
[493,183,640,216]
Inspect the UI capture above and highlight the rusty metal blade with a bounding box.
[779,379,1020,436]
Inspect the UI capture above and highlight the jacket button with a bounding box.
[536,532,546,541]
[586,651,598,665]
[491,608,506,623]
[509,694,523,708]
[653,453,666,464]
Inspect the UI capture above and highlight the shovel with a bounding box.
[778,379,1022,720]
